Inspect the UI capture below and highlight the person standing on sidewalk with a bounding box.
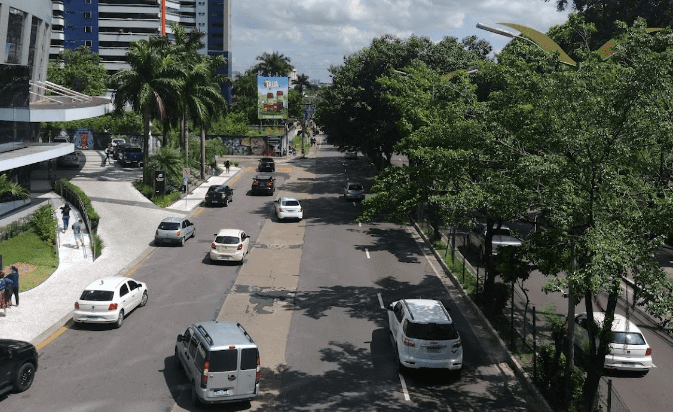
[0,272,9,316]
[225,160,231,174]
[6,266,19,306]
[72,219,85,249]
[61,204,71,232]
[105,143,112,165]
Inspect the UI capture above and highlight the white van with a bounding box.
[175,321,260,405]
[574,312,653,373]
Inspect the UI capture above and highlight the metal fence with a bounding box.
[55,183,97,260]
[595,377,630,412]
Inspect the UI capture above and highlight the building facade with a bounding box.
[51,0,232,78]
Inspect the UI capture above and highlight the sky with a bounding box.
[231,0,572,85]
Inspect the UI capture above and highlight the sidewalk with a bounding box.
[0,165,241,344]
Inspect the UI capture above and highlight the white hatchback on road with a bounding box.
[73,277,148,328]
[209,229,250,263]
[273,196,303,221]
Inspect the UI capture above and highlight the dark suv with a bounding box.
[205,185,234,206]
[257,157,275,172]
[0,339,38,396]
[251,175,275,195]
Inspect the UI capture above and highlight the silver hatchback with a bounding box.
[343,182,365,201]
[155,217,195,246]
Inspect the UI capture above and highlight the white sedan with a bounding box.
[273,196,303,221]
[210,229,251,263]
[73,277,148,328]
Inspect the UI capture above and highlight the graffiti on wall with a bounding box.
[73,128,93,149]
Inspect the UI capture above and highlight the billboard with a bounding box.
[257,77,288,119]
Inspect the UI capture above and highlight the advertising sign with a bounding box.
[257,77,288,119]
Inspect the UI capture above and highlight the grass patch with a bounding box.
[0,228,58,291]
[133,179,185,208]
[426,236,478,295]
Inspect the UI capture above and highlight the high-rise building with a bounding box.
[50,0,232,78]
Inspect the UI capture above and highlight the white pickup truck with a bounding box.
[469,223,522,259]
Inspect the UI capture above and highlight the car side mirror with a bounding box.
[176,334,183,343]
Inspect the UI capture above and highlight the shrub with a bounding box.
[535,343,584,412]
[0,218,32,242]
[29,204,56,244]
[92,232,104,259]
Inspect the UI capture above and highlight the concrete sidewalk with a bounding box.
[0,166,241,344]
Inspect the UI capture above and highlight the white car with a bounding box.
[274,196,303,221]
[73,277,148,328]
[388,299,463,371]
[210,229,251,263]
[574,312,653,373]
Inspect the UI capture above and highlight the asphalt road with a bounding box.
[2,143,538,411]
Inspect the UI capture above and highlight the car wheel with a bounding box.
[191,383,201,406]
[14,362,36,393]
[140,290,148,307]
[114,310,124,329]
[225,198,229,207]
[180,236,185,246]
[191,229,196,239]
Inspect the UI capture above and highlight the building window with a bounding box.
[85,40,92,47]
[85,11,92,19]
[84,26,93,33]
[85,0,92,3]
[6,8,27,64]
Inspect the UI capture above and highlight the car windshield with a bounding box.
[492,228,511,236]
[611,332,646,345]
[80,290,114,301]
[158,222,180,230]
[403,322,459,340]
[261,158,274,162]
[208,186,224,193]
[215,236,240,244]
[348,185,363,191]
[283,200,300,206]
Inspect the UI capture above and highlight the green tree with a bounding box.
[109,37,185,184]
[209,111,250,135]
[146,145,184,187]
[231,70,259,124]
[47,46,108,96]
[0,174,28,199]
[293,73,312,95]
[253,51,294,77]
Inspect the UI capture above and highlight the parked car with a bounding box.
[257,157,276,172]
[155,217,195,246]
[117,145,143,166]
[387,299,463,372]
[468,223,522,259]
[343,182,365,201]
[251,175,275,195]
[344,150,357,160]
[73,277,148,329]
[273,196,303,221]
[56,152,80,167]
[113,142,131,160]
[573,312,652,374]
[205,185,234,206]
[175,321,260,406]
[209,229,250,263]
[0,339,38,396]
[107,138,126,153]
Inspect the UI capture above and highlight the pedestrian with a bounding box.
[105,143,112,164]
[61,204,71,232]
[6,265,19,306]
[72,218,85,249]
[0,272,9,316]
[225,160,231,174]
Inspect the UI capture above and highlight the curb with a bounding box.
[413,222,554,412]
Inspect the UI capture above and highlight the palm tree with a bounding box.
[253,51,294,77]
[294,73,312,95]
[0,174,28,200]
[147,145,184,188]
[109,37,184,184]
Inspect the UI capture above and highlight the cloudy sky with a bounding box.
[231,0,571,84]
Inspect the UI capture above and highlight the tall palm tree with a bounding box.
[294,73,312,95]
[146,145,184,187]
[109,37,184,184]
[254,51,294,77]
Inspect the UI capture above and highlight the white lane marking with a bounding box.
[377,293,384,309]
[365,248,370,259]
[399,373,411,401]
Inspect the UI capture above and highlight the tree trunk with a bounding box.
[142,111,151,185]
[200,126,206,180]
[182,115,189,162]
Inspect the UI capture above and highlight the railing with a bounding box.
[55,183,97,260]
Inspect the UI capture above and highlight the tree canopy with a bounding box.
[47,46,108,96]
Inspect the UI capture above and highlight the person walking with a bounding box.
[6,265,19,306]
[105,143,112,165]
[61,204,71,232]
[225,160,231,174]
[72,219,85,249]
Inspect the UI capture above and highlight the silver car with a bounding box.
[343,182,365,201]
[155,217,195,246]
[56,152,80,167]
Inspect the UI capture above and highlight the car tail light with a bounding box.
[75,302,79,309]
[253,182,259,186]
[403,337,415,347]
[237,244,243,250]
[452,340,462,349]
[211,242,216,249]
[155,229,159,235]
[266,183,272,186]
[205,193,210,198]
[300,207,303,212]
[176,230,181,236]
[646,347,652,356]
[201,360,210,386]
[108,303,118,311]
[255,354,261,383]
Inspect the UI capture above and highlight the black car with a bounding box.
[113,143,131,160]
[205,185,234,206]
[0,339,38,396]
[251,175,275,195]
[258,157,275,172]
